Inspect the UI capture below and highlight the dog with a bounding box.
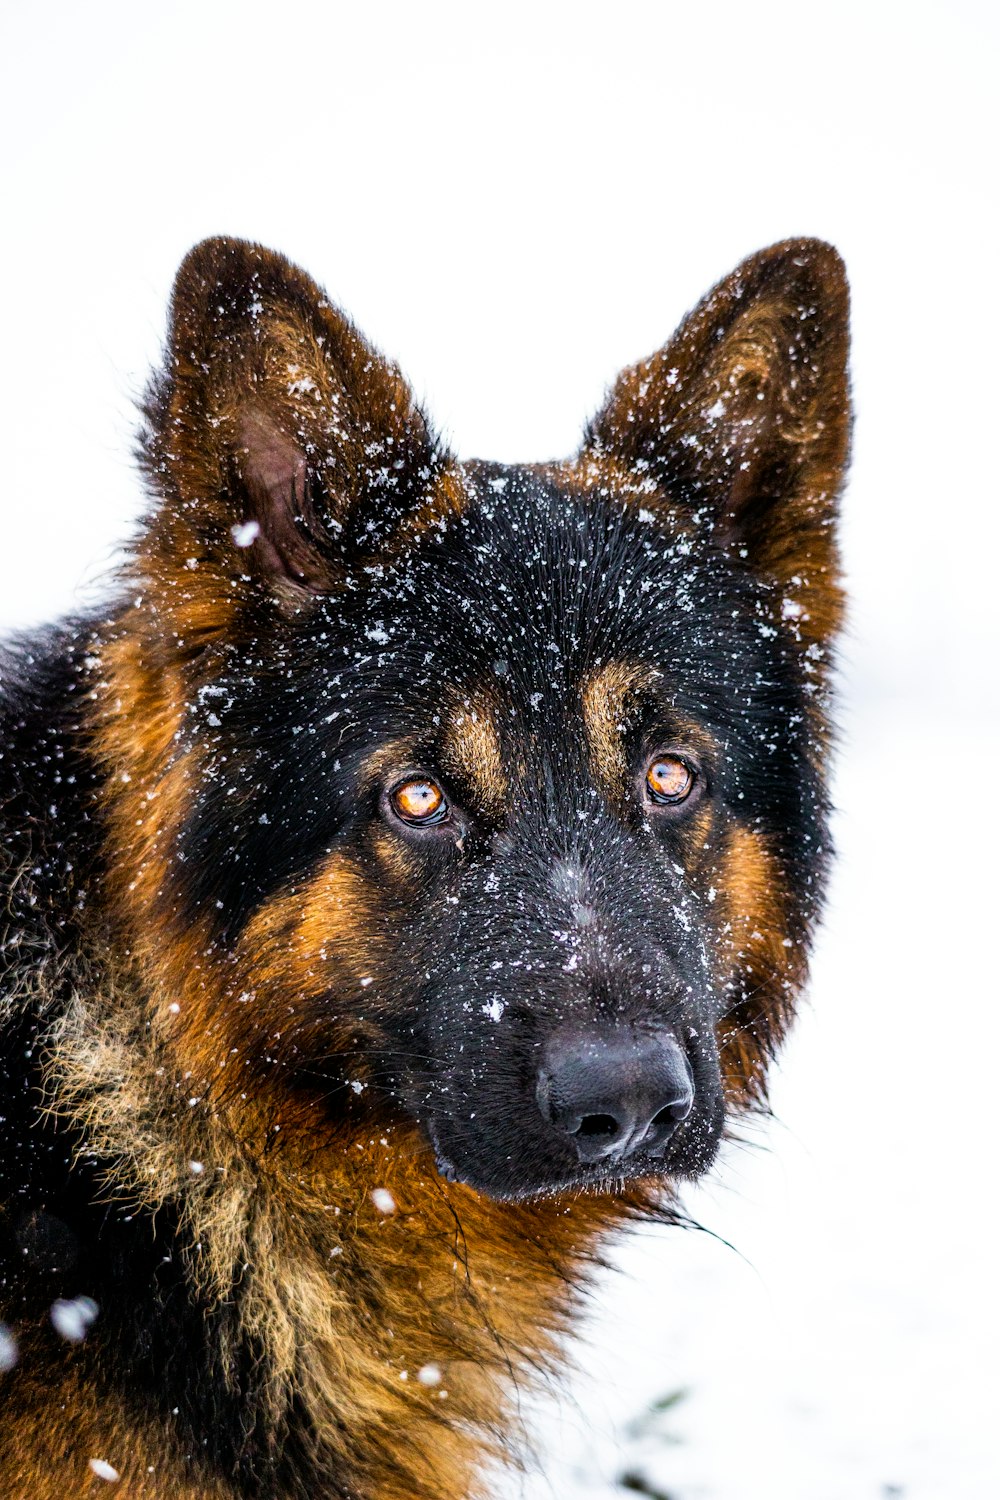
[0,236,849,1497]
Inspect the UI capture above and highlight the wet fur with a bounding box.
[0,238,850,1496]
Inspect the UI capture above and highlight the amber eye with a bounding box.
[645,756,695,806]
[391,778,448,826]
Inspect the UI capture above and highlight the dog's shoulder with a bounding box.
[1,622,104,1000]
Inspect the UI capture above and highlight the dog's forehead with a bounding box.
[359,461,743,684]
[302,459,773,797]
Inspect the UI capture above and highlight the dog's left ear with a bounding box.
[138,237,444,613]
[583,239,850,645]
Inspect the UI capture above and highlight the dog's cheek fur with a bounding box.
[711,822,806,1105]
[219,850,405,1102]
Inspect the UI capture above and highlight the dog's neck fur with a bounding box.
[46,961,644,1500]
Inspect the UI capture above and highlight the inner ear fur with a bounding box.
[139,237,443,599]
[583,238,851,644]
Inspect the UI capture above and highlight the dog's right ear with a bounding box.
[139,238,444,608]
[581,239,850,650]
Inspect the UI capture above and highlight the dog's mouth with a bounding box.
[423,1096,723,1203]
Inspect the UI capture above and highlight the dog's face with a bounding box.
[103,238,849,1202]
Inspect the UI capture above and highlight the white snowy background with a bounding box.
[2,3,997,1496]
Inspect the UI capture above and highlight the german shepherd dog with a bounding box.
[0,237,849,1497]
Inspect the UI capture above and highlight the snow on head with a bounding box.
[370,1188,397,1215]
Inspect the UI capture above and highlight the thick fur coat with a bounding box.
[0,237,850,1497]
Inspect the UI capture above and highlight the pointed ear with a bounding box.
[582,239,850,644]
[140,237,445,602]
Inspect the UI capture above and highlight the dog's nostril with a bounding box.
[575,1113,621,1140]
[651,1095,693,1129]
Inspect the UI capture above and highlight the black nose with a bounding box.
[536,1028,694,1165]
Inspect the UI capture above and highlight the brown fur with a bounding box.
[0,1351,231,1497]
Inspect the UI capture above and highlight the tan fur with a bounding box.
[714,823,801,1105]
[51,588,646,1500]
[0,1347,231,1498]
[439,689,508,820]
[580,660,653,812]
[58,734,639,1497]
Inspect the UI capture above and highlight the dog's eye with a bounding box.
[645,756,695,806]
[391,778,449,826]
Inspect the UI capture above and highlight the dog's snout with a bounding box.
[536,1028,694,1165]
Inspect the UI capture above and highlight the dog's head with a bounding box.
[98,238,849,1201]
